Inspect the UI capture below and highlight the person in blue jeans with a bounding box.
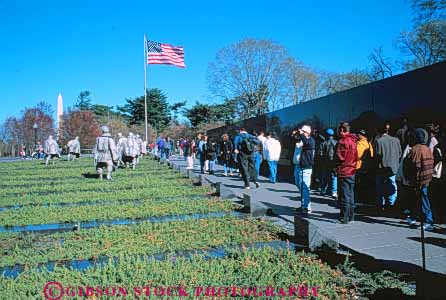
[254,151,262,181]
[234,128,260,189]
[165,136,173,160]
[374,124,402,210]
[264,132,281,183]
[156,135,166,161]
[206,139,217,175]
[251,131,265,181]
[319,128,338,197]
[198,135,208,174]
[292,125,315,214]
[403,128,435,231]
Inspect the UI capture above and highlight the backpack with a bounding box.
[241,137,254,154]
[97,137,109,153]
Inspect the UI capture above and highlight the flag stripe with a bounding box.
[160,46,184,52]
[148,59,184,65]
[161,44,183,50]
[147,60,185,67]
[160,48,184,55]
[157,50,184,57]
[148,55,184,62]
[148,59,185,65]
[149,64,185,68]
[148,58,185,64]
[149,52,184,58]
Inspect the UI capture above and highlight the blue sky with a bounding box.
[0,0,412,122]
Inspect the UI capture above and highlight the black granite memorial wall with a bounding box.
[208,62,446,180]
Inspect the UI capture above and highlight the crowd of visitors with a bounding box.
[150,117,443,230]
[20,117,444,231]
[26,115,443,231]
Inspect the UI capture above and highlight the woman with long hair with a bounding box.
[219,133,235,176]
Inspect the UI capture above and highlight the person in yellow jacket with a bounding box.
[355,129,375,206]
[357,130,374,170]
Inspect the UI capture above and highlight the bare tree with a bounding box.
[319,69,371,95]
[368,47,394,80]
[285,58,322,106]
[397,0,446,70]
[411,0,446,25]
[397,21,446,70]
[344,69,372,87]
[207,38,291,114]
[319,71,347,95]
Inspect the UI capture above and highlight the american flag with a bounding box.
[147,40,185,68]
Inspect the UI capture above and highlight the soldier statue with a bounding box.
[67,136,81,161]
[141,139,148,157]
[135,134,143,164]
[116,132,127,167]
[45,135,60,165]
[126,132,138,170]
[94,126,118,180]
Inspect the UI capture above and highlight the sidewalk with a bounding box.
[165,155,446,276]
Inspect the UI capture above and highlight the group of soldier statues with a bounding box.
[42,126,147,180]
[43,136,81,165]
[94,126,147,180]
[116,132,147,169]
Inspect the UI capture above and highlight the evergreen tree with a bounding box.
[74,91,92,111]
[118,89,171,131]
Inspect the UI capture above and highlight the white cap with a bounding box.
[301,125,312,134]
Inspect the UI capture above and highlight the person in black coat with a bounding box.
[206,139,217,175]
[220,133,235,176]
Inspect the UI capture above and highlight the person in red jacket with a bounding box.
[335,122,358,223]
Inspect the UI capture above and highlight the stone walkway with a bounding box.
[166,155,446,277]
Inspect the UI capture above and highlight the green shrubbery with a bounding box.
[0,158,414,299]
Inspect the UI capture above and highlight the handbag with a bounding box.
[433,147,443,179]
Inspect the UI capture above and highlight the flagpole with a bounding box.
[144,34,148,142]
